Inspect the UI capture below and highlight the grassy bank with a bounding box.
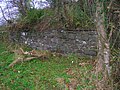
[0,42,96,90]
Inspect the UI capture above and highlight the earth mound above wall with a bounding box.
[10,29,98,56]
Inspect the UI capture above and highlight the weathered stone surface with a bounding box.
[10,29,98,56]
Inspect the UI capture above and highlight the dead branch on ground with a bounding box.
[9,48,64,68]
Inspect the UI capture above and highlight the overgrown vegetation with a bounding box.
[12,1,96,31]
[0,0,119,89]
[23,9,45,24]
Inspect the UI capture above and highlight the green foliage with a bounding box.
[13,0,97,29]
[73,5,94,29]
[23,9,45,24]
[55,2,95,29]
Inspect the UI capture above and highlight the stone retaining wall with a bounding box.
[10,29,98,56]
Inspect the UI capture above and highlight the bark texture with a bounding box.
[95,0,112,90]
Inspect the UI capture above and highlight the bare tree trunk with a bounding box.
[95,0,112,90]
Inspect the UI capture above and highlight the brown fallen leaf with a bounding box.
[64,68,75,76]
[56,78,78,90]
[56,78,65,85]
[68,78,78,90]
[79,62,89,66]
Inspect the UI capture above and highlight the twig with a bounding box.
[9,57,23,68]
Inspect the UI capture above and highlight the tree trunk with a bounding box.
[95,0,112,90]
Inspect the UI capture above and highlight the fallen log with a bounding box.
[9,48,65,68]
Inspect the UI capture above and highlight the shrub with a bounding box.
[23,9,45,24]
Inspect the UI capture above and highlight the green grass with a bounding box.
[0,42,96,90]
